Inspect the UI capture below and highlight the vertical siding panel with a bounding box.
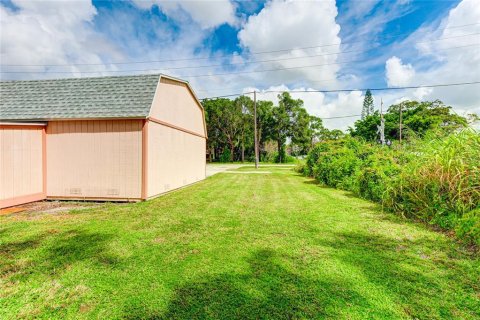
[0,126,44,205]
[58,121,65,196]
[45,120,142,200]
[1,129,13,199]
[13,129,19,197]
[88,120,95,196]
[111,120,120,197]
[0,129,3,200]
[46,123,53,195]
[8,129,15,199]
[26,129,32,195]
[146,122,205,198]
[125,120,132,198]
[0,129,5,200]
[29,129,35,195]
[136,120,142,197]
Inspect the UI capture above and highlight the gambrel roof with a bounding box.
[0,74,201,121]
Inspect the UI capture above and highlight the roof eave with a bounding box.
[0,116,147,122]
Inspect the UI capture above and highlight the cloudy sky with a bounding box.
[1,0,479,129]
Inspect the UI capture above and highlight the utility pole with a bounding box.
[399,102,403,144]
[379,98,385,146]
[253,91,259,169]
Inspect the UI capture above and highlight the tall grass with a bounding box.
[385,130,480,228]
[300,129,480,245]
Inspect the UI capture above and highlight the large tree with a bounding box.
[309,116,324,146]
[202,98,230,161]
[233,95,254,162]
[361,89,374,119]
[271,92,306,162]
[350,100,468,142]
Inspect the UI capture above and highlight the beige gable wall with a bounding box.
[0,125,44,208]
[46,120,143,200]
[147,121,206,198]
[149,78,206,137]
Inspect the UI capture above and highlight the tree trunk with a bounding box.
[241,140,245,163]
[277,140,282,163]
[230,144,234,162]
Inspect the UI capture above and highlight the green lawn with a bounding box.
[1,166,479,319]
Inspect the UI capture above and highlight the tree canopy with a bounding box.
[204,95,471,162]
[361,89,374,119]
[350,100,468,142]
[202,93,342,162]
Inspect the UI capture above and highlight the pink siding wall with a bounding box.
[46,120,143,200]
[0,126,44,208]
[149,78,206,137]
[147,121,206,198]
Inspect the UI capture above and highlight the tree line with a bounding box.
[202,91,472,162]
[202,92,342,162]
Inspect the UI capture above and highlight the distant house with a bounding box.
[0,74,207,208]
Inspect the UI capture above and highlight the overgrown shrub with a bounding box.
[306,138,362,188]
[263,151,296,163]
[219,149,232,163]
[384,130,480,229]
[302,129,480,245]
[355,150,401,202]
[455,209,480,246]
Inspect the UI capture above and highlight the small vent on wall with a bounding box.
[107,189,119,196]
[69,188,82,195]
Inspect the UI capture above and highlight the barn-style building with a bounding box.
[0,74,207,208]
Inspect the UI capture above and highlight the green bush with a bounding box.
[302,129,480,245]
[219,149,232,163]
[355,151,400,202]
[455,208,480,246]
[263,151,296,163]
[309,138,369,190]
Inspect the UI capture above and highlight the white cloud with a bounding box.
[340,0,382,21]
[412,87,433,100]
[238,0,341,87]
[132,0,237,29]
[383,0,480,115]
[243,85,364,131]
[385,56,415,87]
[0,0,119,79]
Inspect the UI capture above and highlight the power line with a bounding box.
[261,81,480,94]
[2,34,479,76]
[3,42,477,74]
[201,92,252,100]
[0,57,366,74]
[322,114,362,120]
[199,81,480,100]
[1,24,479,68]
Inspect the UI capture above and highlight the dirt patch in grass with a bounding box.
[0,201,101,220]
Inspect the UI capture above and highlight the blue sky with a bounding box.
[1,0,479,129]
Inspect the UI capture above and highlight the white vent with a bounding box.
[69,188,82,195]
[107,189,119,196]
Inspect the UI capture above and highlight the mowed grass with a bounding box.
[1,167,479,319]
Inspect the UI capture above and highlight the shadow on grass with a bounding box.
[122,233,479,319]
[314,231,479,319]
[123,250,388,320]
[44,230,120,270]
[1,229,120,279]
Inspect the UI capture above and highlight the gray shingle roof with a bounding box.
[0,74,161,121]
